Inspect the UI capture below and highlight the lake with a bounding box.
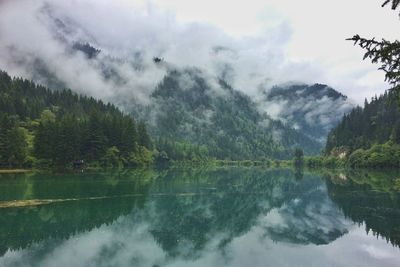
[0,167,399,267]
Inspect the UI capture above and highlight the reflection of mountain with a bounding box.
[261,183,349,245]
[0,170,154,256]
[324,170,400,247]
[3,168,396,261]
[142,168,349,256]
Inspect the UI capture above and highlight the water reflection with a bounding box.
[324,170,400,248]
[0,168,399,266]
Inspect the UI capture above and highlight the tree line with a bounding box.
[316,90,400,168]
[0,70,152,169]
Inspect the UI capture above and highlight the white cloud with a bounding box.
[151,0,400,103]
[0,0,397,111]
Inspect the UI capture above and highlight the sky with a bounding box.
[149,0,400,102]
[0,0,399,104]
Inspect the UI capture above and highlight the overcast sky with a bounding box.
[0,0,399,104]
[148,0,400,103]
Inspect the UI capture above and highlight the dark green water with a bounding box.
[0,167,399,267]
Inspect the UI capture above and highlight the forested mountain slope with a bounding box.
[325,90,400,167]
[0,70,152,168]
[1,29,352,161]
[262,83,353,143]
[137,69,322,160]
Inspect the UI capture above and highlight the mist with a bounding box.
[0,0,344,116]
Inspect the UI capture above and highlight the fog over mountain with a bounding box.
[0,0,356,153]
[260,84,354,143]
[0,2,345,96]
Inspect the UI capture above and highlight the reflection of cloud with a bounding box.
[362,244,396,260]
[1,218,167,267]
[1,204,400,267]
[1,171,400,267]
[222,226,400,267]
[260,187,350,245]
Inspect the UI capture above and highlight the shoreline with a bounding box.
[0,169,31,174]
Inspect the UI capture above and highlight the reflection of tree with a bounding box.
[0,170,155,256]
[324,170,400,248]
[294,166,304,181]
[144,168,348,257]
[0,167,370,259]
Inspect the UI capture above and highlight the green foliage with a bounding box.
[323,168,400,247]
[341,2,400,168]
[155,137,210,162]
[141,70,322,160]
[102,146,122,167]
[348,1,400,89]
[137,122,152,149]
[293,148,304,167]
[5,127,28,167]
[128,146,153,167]
[305,156,345,168]
[347,149,367,167]
[0,115,29,167]
[347,142,400,168]
[348,35,400,87]
[322,141,400,169]
[326,91,400,155]
[0,70,152,169]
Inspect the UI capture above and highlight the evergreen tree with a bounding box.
[137,121,151,149]
[348,1,400,93]
[0,70,153,168]
[84,112,107,162]
[293,148,304,167]
[5,126,28,167]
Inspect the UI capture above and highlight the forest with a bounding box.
[4,66,400,170]
[305,90,400,168]
[0,70,153,169]
[137,69,322,160]
[1,68,326,170]
[307,0,400,169]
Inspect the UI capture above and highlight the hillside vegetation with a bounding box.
[0,71,152,169]
[139,69,324,160]
[322,90,400,168]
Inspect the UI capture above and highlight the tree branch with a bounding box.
[382,0,400,10]
[347,35,400,86]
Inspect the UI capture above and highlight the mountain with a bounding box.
[261,83,354,143]
[3,34,353,160]
[134,69,323,159]
[0,2,357,161]
[0,10,353,160]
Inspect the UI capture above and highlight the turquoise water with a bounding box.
[0,168,399,267]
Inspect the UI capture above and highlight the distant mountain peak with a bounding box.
[267,83,347,101]
[260,83,354,144]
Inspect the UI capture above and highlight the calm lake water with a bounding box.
[0,167,399,267]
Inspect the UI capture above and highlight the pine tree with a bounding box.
[5,126,28,167]
[84,112,107,161]
[293,148,304,167]
[1,70,151,168]
[137,122,151,149]
[348,1,400,93]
